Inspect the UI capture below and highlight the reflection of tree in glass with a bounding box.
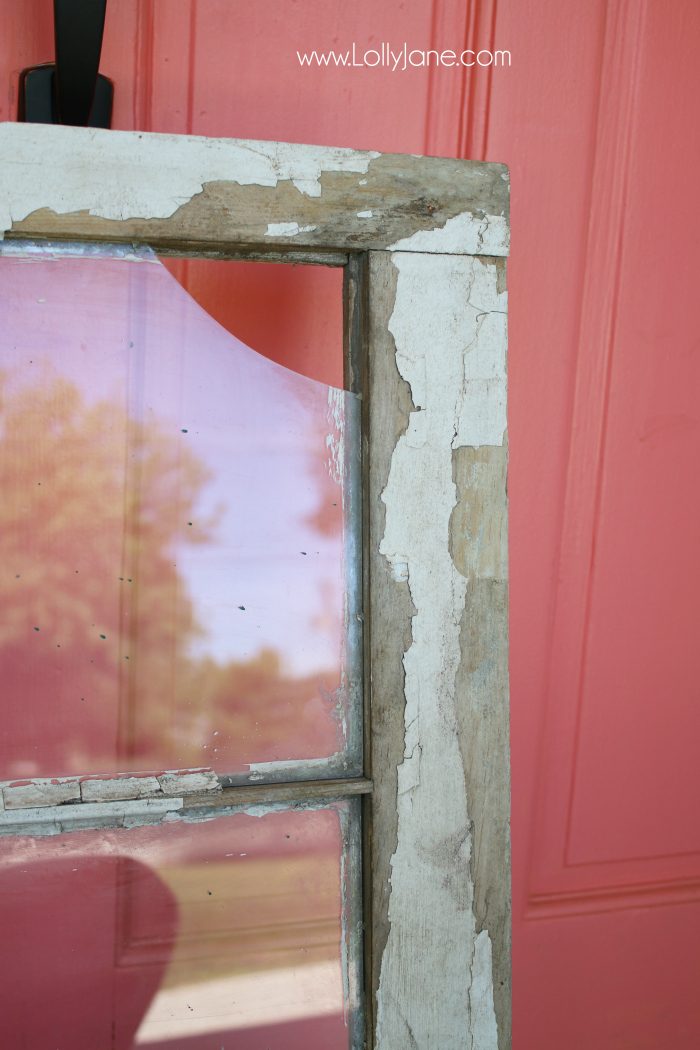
[0,373,340,778]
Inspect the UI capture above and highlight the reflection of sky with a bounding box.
[2,248,355,676]
[130,266,346,676]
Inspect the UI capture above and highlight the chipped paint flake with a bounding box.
[0,123,380,235]
[0,766,220,811]
[375,252,503,1050]
[0,797,183,836]
[470,930,500,1050]
[356,209,374,218]
[3,778,81,810]
[158,770,221,795]
[265,221,317,237]
[247,756,339,782]
[387,210,509,256]
[81,776,161,803]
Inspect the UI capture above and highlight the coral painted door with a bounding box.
[486,2,700,1047]
[2,2,700,1048]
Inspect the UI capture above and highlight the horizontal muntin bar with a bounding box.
[182,776,373,811]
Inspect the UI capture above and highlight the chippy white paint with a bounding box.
[357,209,374,218]
[0,122,379,234]
[469,931,500,1050]
[158,770,220,794]
[375,252,504,1050]
[387,209,509,257]
[0,767,221,811]
[247,756,341,781]
[455,261,508,447]
[0,797,183,836]
[81,775,161,802]
[2,778,81,810]
[265,221,317,237]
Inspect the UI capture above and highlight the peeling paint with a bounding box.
[387,210,509,257]
[0,767,221,810]
[375,252,503,1049]
[0,123,380,235]
[0,238,157,263]
[265,221,318,237]
[158,770,220,795]
[3,779,80,810]
[81,776,161,802]
[0,797,183,836]
[356,209,374,218]
[246,756,342,782]
[469,930,500,1050]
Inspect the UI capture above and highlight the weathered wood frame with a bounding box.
[0,121,511,1050]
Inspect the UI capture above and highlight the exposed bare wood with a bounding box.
[344,251,380,1050]
[181,776,373,811]
[156,244,349,266]
[452,438,512,1050]
[366,251,416,1045]
[0,123,509,258]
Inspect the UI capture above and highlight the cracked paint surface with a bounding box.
[375,252,505,1050]
[387,210,509,257]
[0,123,379,234]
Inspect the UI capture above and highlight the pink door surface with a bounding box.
[2,2,700,1047]
[486,2,700,1046]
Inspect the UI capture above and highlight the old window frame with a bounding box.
[0,121,511,1050]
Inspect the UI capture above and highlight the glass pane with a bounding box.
[0,800,362,1048]
[0,241,361,782]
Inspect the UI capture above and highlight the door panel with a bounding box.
[487,1,700,1046]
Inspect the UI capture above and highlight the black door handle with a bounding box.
[18,0,113,128]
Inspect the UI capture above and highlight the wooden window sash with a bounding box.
[0,121,511,1050]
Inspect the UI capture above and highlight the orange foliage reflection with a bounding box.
[0,247,356,779]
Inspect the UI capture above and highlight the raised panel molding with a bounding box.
[523,0,700,916]
[423,0,498,160]
[527,874,700,920]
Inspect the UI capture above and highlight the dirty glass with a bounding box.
[0,241,361,783]
[0,800,362,1049]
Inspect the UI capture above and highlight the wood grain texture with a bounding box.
[452,441,511,1050]
[182,777,373,812]
[366,252,416,1042]
[0,123,509,257]
[367,250,510,1049]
